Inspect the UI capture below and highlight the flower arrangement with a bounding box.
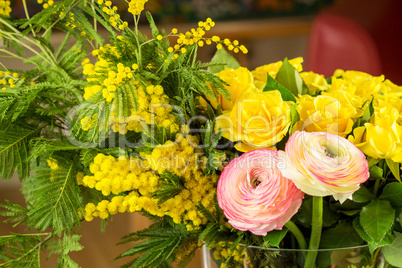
[1,1,402,268]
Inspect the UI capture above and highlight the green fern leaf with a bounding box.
[29,139,83,161]
[81,4,117,37]
[23,158,83,235]
[196,201,218,223]
[0,233,48,267]
[79,149,98,168]
[47,234,83,268]
[0,125,43,179]
[72,10,104,47]
[117,224,191,267]
[0,200,28,227]
[199,222,219,245]
[153,172,185,204]
[0,97,14,121]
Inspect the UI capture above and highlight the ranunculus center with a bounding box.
[250,168,264,188]
[321,142,339,158]
[324,148,337,158]
[252,178,261,188]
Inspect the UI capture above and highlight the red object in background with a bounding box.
[305,13,381,78]
[305,0,402,84]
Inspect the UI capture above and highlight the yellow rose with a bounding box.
[251,57,303,86]
[374,94,402,123]
[327,77,357,96]
[381,79,402,96]
[333,70,384,99]
[215,89,291,152]
[348,101,402,161]
[202,67,254,111]
[293,90,358,137]
[349,125,402,161]
[300,71,329,95]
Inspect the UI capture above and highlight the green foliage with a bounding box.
[117,224,197,268]
[200,120,225,174]
[29,139,83,161]
[360,199,395,243]
[352,185,376,203]
[208,48,240,74]
[262,228,288,248]
[0,233,50,267]
[386,158,401,183]
[382,232,402,267]
[319,222,363,249]
[276,58,308,96]
[146,12,160,40]
[380,182,402,207]
[353,218,395,253]
[0,125,43,179]
[47,234,83,268]
[22,158,83,235]
[295,196,339,227]
[165,64,230,115]
[0,200,29,227]
[263,73,297,102]
[153,172,185,204]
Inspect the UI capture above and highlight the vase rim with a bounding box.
[242,244,368,252]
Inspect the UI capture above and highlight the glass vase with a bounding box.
[202,244,387,268]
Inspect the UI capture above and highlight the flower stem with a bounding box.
[22,0,35,37]
[285,220,307,250]
[304,196,323,268]
[373,177,381,196]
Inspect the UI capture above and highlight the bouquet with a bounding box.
[1,1,402,267]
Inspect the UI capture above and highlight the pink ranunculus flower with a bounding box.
[217,149,304,236]
[279,131,369,203]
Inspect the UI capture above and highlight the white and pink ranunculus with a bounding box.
[279,131,369,203]
[217,149,304,236]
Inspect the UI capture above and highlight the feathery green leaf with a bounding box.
[23,158,83,235]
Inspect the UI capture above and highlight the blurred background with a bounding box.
[1,0,401,267]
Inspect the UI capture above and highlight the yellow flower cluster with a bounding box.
[258,62,402,162]
[0,0,11,16]
[109,84,178,134]
[84,60,136,102]
[82,44,178,134]
[64,12,78,29]
[82,45,127,101]
[210,243,246,267]
[335,71,402,162]
[0,71,19,90]
[175,239,203,260]
[83,134,219,230]
[37,0,54,9]
[168,18,248,58]
[82,154,159,197]
[46,158,59,170]
[294,70,393,142]
[53,7,92,38]
[97,0,128,30]
[128,0,148,16]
